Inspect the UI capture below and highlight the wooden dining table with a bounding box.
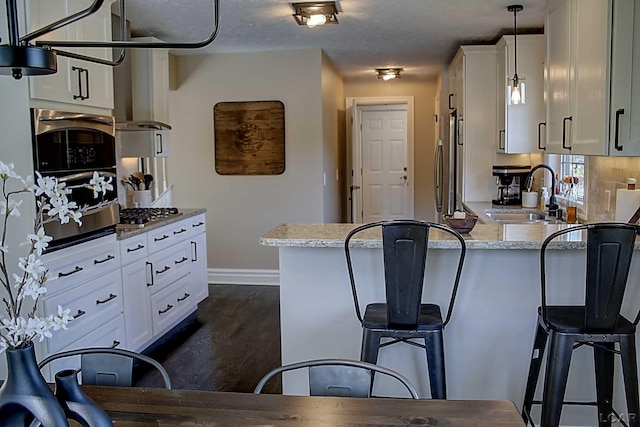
[82,385,526,426]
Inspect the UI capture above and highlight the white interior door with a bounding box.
[360,107,410,222]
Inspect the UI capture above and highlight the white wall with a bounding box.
[169,49,340,272]
[0,20,36,375]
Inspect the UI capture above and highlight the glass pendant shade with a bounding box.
[507,75,526,105]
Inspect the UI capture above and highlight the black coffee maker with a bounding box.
[492,165,531,205]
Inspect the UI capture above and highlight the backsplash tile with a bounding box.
[587,156,640,222]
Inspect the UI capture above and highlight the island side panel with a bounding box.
[278,244,640,425]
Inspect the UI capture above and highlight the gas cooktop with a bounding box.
[117,207,181,229]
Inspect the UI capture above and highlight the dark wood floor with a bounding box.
[135,284,282,393]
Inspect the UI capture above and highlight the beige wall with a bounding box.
[344,76,438,221]
[321,53,346,222]
[169,49,339,271]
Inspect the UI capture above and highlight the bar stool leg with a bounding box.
[620,335,640,427]
[540,332,574,427]
[522,322,549,423]
[594,342,615,427]
[425,330,446,399]
[360,329,382,364]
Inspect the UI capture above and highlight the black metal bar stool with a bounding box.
[344,219,466,399]
[521,223,640,427]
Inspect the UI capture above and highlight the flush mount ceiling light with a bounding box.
[292,2,339,28]
[0,0,221,80]
[376,68,403,81]
[507,4,525,105]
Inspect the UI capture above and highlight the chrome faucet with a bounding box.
[525,164,559,217]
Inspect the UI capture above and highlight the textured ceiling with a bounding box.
[113,0,546,79]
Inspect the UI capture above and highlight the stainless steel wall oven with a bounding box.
[31,109,119,249]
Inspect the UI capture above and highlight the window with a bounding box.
[559,154,585,204]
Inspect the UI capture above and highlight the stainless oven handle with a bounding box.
[57,171,116,183]
[38,114,114,126]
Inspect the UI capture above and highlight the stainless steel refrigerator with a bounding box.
[434,109,462,222]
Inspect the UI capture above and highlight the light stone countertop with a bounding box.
[259,222,614,250]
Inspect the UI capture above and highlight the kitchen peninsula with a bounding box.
[261,223,640,425]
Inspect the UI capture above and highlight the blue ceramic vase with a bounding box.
[53,369,113,427]
[0,343,69,426]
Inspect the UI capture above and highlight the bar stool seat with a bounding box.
[344,220,466,400]
[542,306,636,334]
[521,223,640,427]
[363,303,443,330]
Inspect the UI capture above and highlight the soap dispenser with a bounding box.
[540,187,549,212]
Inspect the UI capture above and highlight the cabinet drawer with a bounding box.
[146,222,178,253]
[119,234,148,265]
[147,242,190,294]
[43,270,124,353]
[42,314,126,382]
[42,235,119,295]
[151,274,195,335]
[185,213,206,239]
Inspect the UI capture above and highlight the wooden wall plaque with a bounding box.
[214,101,285,175]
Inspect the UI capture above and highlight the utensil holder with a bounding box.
[522,191,538,208]
[133,190,152,208]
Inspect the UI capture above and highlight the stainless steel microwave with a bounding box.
[31,109,119,249]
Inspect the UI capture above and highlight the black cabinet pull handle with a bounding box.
[127,244,144,252]
[173,228,186,235]
[159,304,173,315]
[59,266,83,277]
[192,221,204,228]
[177,293,190,302]
[94,254,114,264]
[448,93,454,110]
[615,108,625,151]
[562,116,572,150]
[110,340,121,348]
[538,122,546,150]
[96,293,116,305]
[154,234,169,242]
[175,256,188,265]
[499,129,505,150]
[83,68,90,100]
[72,66,83,99]
[73,309,86,319]
[146,261,154,287]
[156,265,171,274]
[191,241,198,262]
[156,132,163,155]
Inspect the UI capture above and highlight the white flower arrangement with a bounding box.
[0,161,114,353]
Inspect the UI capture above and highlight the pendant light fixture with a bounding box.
[507,4,525,105]
[0,0,220,80]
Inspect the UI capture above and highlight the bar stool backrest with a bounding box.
[345,219,466,328]
[540,223,640,332]
[381,222,429,328]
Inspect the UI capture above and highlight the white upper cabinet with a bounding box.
[545,0,629,156]
[609,0,640,156]
[26,0,114,110]
[545,0,611,155]
[496,35,545,153]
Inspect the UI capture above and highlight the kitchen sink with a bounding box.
[484,210,562,224]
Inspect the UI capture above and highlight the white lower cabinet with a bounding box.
[120,212,207,352]
[38,234,124,381]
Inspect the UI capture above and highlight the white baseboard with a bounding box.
[208,268,279,286]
